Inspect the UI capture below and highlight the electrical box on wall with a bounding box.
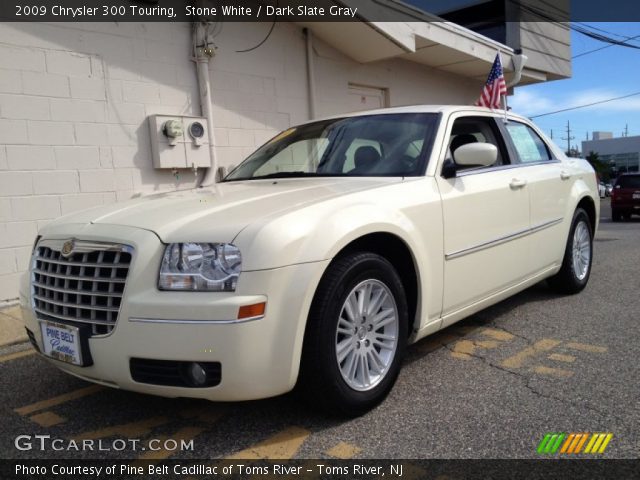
[148,115,211,169]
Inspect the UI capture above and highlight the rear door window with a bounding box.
[504,122,552,164]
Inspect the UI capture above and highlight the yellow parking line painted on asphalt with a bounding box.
[450,340,476,359]
[326,441,362,459]
[533,365,574,378]
[29,411,66,427]
[565,342,607,354]
[501,339,562,368]
[548,353,576,363]
[225,426,310,460]
[14,385,104,416]
[450,337,505,360]
[475,340,500,349]
[480,328,515,341]
[133,426,206,464]
[0,349,35,363]
[73,416,169,440]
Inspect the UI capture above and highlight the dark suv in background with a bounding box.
[611,173,640,221]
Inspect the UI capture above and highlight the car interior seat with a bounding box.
[352,146,381,174]
[450,133,478,153]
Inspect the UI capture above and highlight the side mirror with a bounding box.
[453,143,498,167]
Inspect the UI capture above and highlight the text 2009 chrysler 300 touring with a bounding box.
[20,106,599,415]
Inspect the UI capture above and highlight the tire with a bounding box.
[612,209,622,222]
[298,252,408,416]
[548,208,593,294]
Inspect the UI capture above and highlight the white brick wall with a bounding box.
[0,94,50,120]
[0,21,480,300]
[7,146,55,170]
[22,71,70,97]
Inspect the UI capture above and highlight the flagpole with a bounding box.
[499,51,508,123]
[502,92,508,123]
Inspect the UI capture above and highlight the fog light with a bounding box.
[187,362,208,386]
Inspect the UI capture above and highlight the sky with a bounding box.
[510,22,640,153]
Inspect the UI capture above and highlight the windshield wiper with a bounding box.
[228,171,319,181]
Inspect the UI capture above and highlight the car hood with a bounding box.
[45,178,398,243]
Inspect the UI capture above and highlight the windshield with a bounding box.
[224,113,438,181]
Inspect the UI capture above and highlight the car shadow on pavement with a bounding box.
[403,281,562,367]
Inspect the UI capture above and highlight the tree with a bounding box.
[585,151,609,181]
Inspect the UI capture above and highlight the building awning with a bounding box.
[298,3,552,86]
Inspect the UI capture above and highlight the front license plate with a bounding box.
[39,321,82,365]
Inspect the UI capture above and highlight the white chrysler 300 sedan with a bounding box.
[20,106,598,415]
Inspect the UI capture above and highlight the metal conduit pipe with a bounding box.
[194,22,219,187]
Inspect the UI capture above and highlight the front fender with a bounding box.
[233,178,444,330]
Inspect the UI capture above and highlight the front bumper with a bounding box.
[20,223,329,401]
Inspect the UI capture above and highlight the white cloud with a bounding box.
[509,90,554,116]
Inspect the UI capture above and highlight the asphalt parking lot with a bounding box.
[1,198,638,461]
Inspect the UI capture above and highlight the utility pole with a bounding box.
[585,132,588,140]
[624,124,628,137]
[550,129,553,139]
[562,121,574,156]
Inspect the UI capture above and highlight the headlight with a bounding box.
[158,243,242,291]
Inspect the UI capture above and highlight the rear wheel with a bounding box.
[548,208,593,294]
[298,252,408,416]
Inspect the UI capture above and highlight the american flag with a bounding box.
[475,53,507,109]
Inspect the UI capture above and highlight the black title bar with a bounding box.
[1,1,640,22]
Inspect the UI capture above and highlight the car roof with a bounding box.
[303,105,532,126]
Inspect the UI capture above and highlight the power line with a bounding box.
[530,90,640,118]
[572,22,633,40]
[571,24,640,51]
[573,33,640,58]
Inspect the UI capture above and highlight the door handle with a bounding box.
[509,178,527,189]
[560,170,571,180]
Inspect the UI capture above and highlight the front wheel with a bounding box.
[298,252,408,416]
[548,208,593,294]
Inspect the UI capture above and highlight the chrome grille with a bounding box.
[31,240,133,335]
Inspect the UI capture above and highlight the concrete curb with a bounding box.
[0,304,28,348]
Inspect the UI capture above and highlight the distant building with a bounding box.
[592,131,613,141]
[582,136,640,176]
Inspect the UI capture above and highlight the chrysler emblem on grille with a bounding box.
[61,240,75,257]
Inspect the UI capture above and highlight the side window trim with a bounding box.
[456,158,562,177]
